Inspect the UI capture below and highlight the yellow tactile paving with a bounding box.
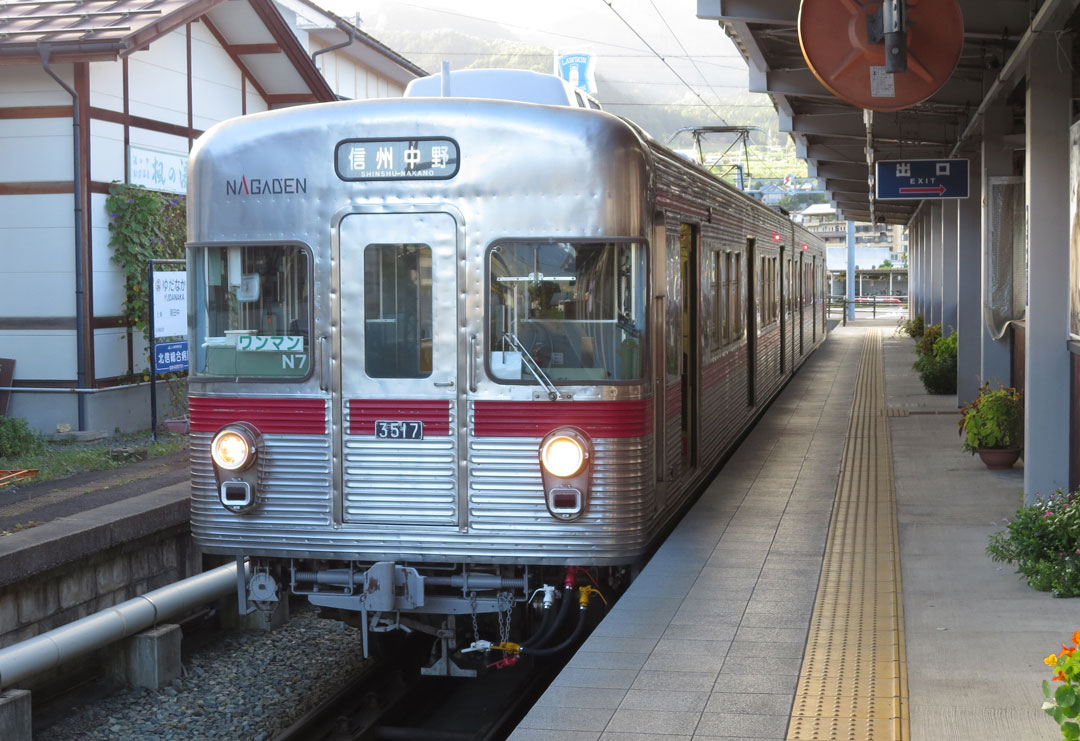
[786,329,909,741]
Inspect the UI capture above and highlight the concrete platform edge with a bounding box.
[0,482,190,588]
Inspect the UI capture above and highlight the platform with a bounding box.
[511,321,1073,740]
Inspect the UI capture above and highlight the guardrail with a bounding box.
[827,295,909,324]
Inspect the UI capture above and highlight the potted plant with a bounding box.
[959,383,1023,468]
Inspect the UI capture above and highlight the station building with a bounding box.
[0,0,423,434]
[699,0,1080,502]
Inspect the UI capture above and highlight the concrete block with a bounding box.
[162,543,178,570]
[58,567,95,609]
[0,591,16,629]
[16,585,44,625]
[107,624,181,689]
[0,689,31,741]
[95,558,130,594]
[130,549,151,581]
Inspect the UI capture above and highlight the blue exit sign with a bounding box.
[876,159,969,200]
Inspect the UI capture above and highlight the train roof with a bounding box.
[404,68,601,109]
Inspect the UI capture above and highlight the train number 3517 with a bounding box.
[375,420,424,440]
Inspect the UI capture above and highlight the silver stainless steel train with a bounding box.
[186,69,827,672]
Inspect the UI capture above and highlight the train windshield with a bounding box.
[488,241,646,383]
[189,244,311,379]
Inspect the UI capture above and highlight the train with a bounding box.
[185,68,827,674]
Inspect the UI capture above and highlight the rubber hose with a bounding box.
[520,603,555,649]
[525,585,576,649]
[520,607,588,657]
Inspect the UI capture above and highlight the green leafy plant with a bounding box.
[898,314,924,339]
[960,383,1023,453]
[914,323,942,356]
[0,416,45,458]
[987,490,1080,597]
[105,183,186,340]
[913,330,956,394]
[1043,630,1080,738]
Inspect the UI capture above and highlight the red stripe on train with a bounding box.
[189,397,327,434]
[473,400,652,438]
[350,399,452,436]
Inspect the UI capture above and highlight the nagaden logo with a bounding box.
[225,176,307,196]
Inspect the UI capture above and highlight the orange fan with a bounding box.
[798,0,964,111]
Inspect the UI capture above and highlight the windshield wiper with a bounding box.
[502,332,566,401]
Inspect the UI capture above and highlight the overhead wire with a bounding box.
[647,0,728,109]
[598,0,729,125]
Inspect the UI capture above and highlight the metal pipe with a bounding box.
[292,569,525,590]
[425,574,526,590]
[0,561,248,689]
[38,44,87,430]
[310,25,355,68]
[0,382,147,394]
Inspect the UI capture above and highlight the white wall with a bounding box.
[191,20,249,129]
[127,29,190,127]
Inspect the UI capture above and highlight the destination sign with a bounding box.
[336,138,460,181]
[875,159,969,200]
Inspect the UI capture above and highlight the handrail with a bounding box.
[0,561,249,688]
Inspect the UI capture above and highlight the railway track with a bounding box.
[275,640,564,741]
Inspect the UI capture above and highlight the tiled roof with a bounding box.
[0,0,223,62]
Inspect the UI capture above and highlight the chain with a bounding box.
[469,591,480,642]
[497,590,513,645]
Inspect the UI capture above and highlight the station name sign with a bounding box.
[875,159,969,200]
[336,137,460,181]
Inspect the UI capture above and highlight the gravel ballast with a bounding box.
[36,603,370,741]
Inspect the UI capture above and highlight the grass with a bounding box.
[0,431,188,486]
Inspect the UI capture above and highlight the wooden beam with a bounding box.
[90,107,202,140]
[201,15,270,103]
[0,105,72,119]
[0,181,73,195]
[229,43,281,55]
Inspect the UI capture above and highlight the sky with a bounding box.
[318,0,752,116]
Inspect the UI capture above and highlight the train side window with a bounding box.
[364,244,433,379]
[709,251,721,351]
[488,240,646,383]
[730,252,743,340]
[190,244,311,379]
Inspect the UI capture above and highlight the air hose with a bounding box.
[519,605,588,657]
[521,584,575,649]
[494,586,605,659]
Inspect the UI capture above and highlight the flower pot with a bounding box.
[162,418,189,435]
[977,448,1021,470]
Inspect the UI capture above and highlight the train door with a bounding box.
[745,238,756,406]
[811,257,817,343]
[679,224,698,470]
[335,212,460,526]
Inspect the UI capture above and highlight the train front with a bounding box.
[185,85,654,663]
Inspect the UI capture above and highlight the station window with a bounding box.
[190,244,311,379]
[488,241,646,383]
[364,244,433,379]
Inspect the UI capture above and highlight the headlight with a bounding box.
[540,433,586,477]
[211,426,257,471]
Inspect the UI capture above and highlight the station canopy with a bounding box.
[698,0,1080,225]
